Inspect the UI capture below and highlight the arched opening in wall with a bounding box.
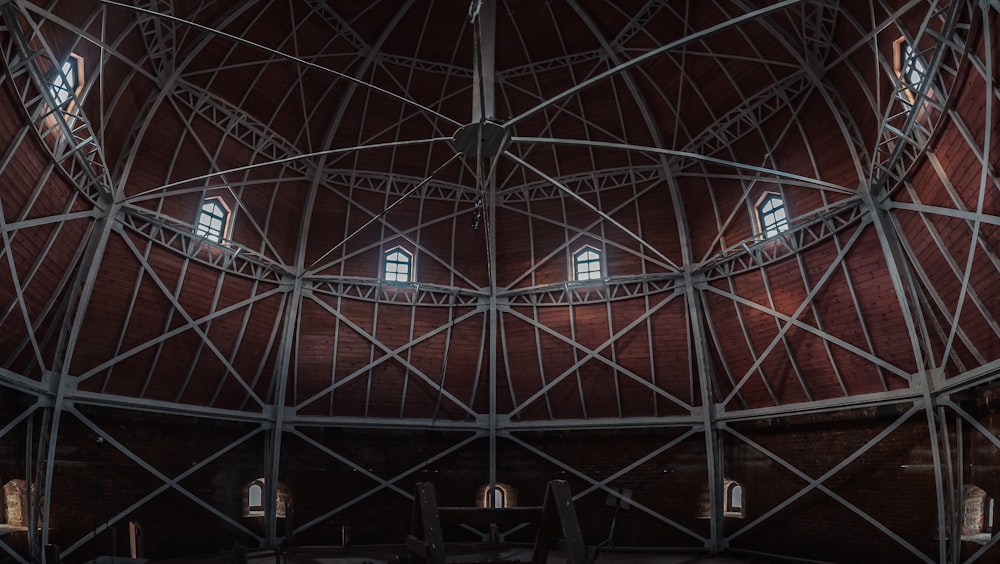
[962,485,993,544]
[2,479,30,529]
[723,479,745,518]
[242,479,290,518]
[196,197,233,244]
[475,483,518,508]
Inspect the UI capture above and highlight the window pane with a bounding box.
[384,249,412,282]
[574,248,602,281]
[490,487,505,508]
[196,199,228,242]
[757,195,788,238]
[49,59,77,108]
[731,485,743,509]
[249,484,262,507]
[904,43,926,85]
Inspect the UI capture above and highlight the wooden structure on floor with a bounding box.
[407,480,589,564]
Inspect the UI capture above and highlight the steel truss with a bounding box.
[0,3,113,204]
[0,1,997,562]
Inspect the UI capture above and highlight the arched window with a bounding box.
[574,246,602,281]
[248,482,263,510]
[728,484,743,511]
[723,479,746,518]
[487,486,505,508]
[3,479,29,528]
[384,247,413,282]
[477,483,517,509]
[962,485,993,542]
[755,193,789,239]
[196,197,232,243]
[243,478,289,519]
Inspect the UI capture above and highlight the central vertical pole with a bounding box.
[665,167,724,552]
[472,0,500,506]
[472,0,496,123]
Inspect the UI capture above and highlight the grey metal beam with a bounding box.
[98,0,457,128]
[503,430,706,543]
[718,389,922,422]
[297,297,484,416]
[291,431,485,535]
[59,424,265,558]
[507,153,681,271]
[512,138,855,195]
[503,294,692,417]
[499,184,678,280]
[505,0,806,128]
[66,405,261,548]
[862,192,948,560]
[724,407,935,563]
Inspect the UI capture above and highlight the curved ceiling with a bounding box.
[0,0,996,427]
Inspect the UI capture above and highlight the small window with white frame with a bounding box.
[893,36,929,107]
[755,193,789,239]
[723,479,745,518]
[384,247,413,283]
[48,52,84,115]
[195,197,232,243]
[574,246,602,281]
[242,478,289,519]
[247,481,263,516]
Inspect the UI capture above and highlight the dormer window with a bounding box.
[893,37,929,107]
[574,246,602,281]
[196,197,232,244]
[755,193,788,239]
[384,247,413,282]
[48,53,84,114]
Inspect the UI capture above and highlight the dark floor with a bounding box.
[149,545,803,564]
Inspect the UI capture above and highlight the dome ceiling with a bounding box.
[0,0,996,425]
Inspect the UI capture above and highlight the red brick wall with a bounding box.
[4,396,1000,562]
[723,406,941,562]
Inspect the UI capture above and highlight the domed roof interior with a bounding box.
[0,0,997,560]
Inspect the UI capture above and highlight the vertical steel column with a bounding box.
[666,161,723,550]
[561,2,726,546]
[685,268,724,552]
[277,0,416,543]
[471,0,496,123]
[860,187,949,562]
[25,409,35,561]
[37,204,119,562]
[0,16,117,559]
[263,274,300,547]
[471,0,500,506]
